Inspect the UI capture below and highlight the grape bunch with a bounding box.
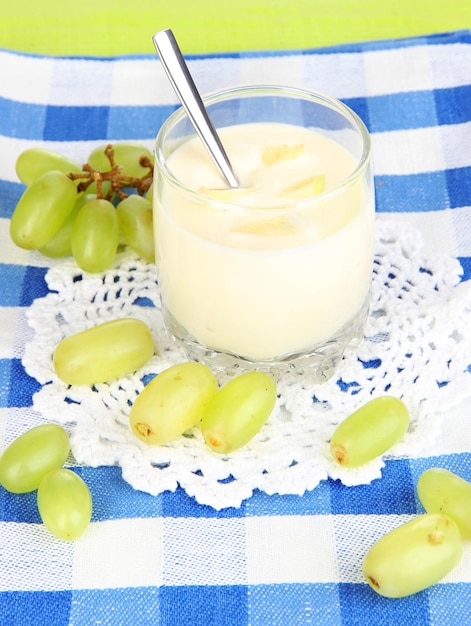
[129,363,277,453]
[10,144,155,272]
[0,424,92,541]
[327,397,471,597]
[52,319,277,453]
[362,466,471,598]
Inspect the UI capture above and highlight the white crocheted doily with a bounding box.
[23,219,471,509]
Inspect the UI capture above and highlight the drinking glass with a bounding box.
[153,85,374,381]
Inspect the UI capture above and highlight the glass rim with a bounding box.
[154,84,372,210]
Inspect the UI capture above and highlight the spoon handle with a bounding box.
[153,29,239,188]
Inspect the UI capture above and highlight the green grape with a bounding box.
[88,142,153,179]
[10,171,79,250]
[71,197,119,272]
[363,513,463,598]
[201,371,277,454]
[39,193,95,259]
[37,469,92,541]
[417,468,471,540]
[116,194,155,263]
[129,362,218,445]
[53,318,154,385]
[15,147,82,186]
[145,182,153,202]
[0,424,70,493]
[330,396,409,468]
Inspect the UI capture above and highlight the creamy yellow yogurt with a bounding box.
[154,122,374,361]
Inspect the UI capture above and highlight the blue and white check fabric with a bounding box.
[1,30,471,626]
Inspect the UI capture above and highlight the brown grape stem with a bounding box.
[67,144,153,201]
[331,444,347,465]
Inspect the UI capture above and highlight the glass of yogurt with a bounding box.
[153,85,374,381]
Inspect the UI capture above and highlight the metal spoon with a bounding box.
[153,29,239,189]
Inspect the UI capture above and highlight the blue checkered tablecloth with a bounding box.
[1,30,471,626]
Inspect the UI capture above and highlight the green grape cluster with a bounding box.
[51,316,277,452]
[11,144,155,272]
[0,424,92,541]
[330,396,471,598]
[328,397,471,598]
[363,467,471,598]
[129,364,277,453]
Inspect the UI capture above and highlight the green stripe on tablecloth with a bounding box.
[1,0,470,56]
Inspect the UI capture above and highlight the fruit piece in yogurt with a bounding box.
[201,186,255,201]
[280,174,325,199]
[234,215,298,237]
[261,143,304,166]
